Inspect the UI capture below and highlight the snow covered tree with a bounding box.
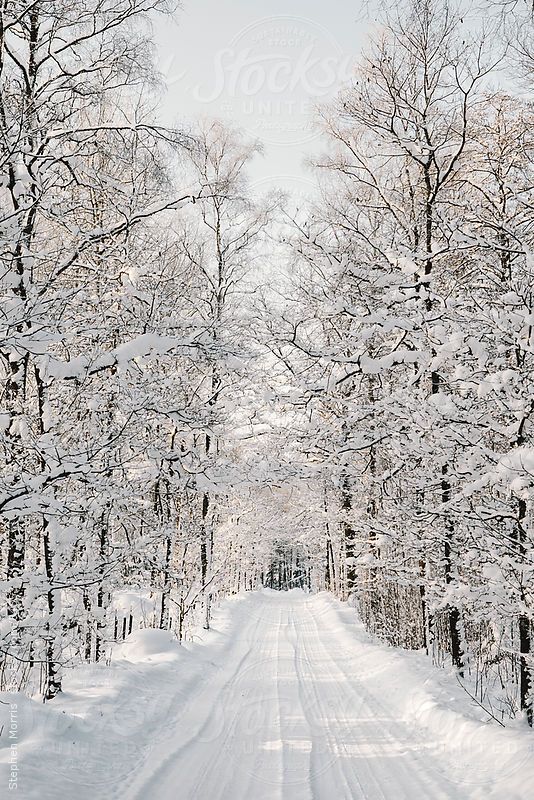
[0,0,200,698]
[267,0,534,724]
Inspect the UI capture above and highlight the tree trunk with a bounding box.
[516,498,532,726]
[342,474,357,598]
[43,519,62,700]
[442,467,464,675]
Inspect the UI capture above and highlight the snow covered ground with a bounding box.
[1,590,533,799]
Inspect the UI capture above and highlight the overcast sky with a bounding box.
[154,0,376,197]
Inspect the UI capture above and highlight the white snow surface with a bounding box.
[1,590,533,799]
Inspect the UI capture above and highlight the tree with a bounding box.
[0,0,200,698]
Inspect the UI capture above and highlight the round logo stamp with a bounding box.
[188,15,353,147]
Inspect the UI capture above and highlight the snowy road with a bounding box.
[122,591,478,800]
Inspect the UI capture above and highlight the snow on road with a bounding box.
[121,591,533,800]
[2,590,533,799]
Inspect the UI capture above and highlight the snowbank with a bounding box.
[0,593,249,799]
[310,592,534,800]
[114,628,182,662]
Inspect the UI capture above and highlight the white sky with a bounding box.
[154,0,376,197]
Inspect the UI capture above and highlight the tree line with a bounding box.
[269,0,534,726]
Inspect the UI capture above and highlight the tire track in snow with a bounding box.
[289,605,359,800]
[124,602,262,800]
[300,597,468,800]
[294,603,372,800]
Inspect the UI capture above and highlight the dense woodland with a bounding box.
[1,0,534,730]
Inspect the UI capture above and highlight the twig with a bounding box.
[455,674,506,727]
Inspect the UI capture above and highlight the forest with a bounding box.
[0,0,533,778]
